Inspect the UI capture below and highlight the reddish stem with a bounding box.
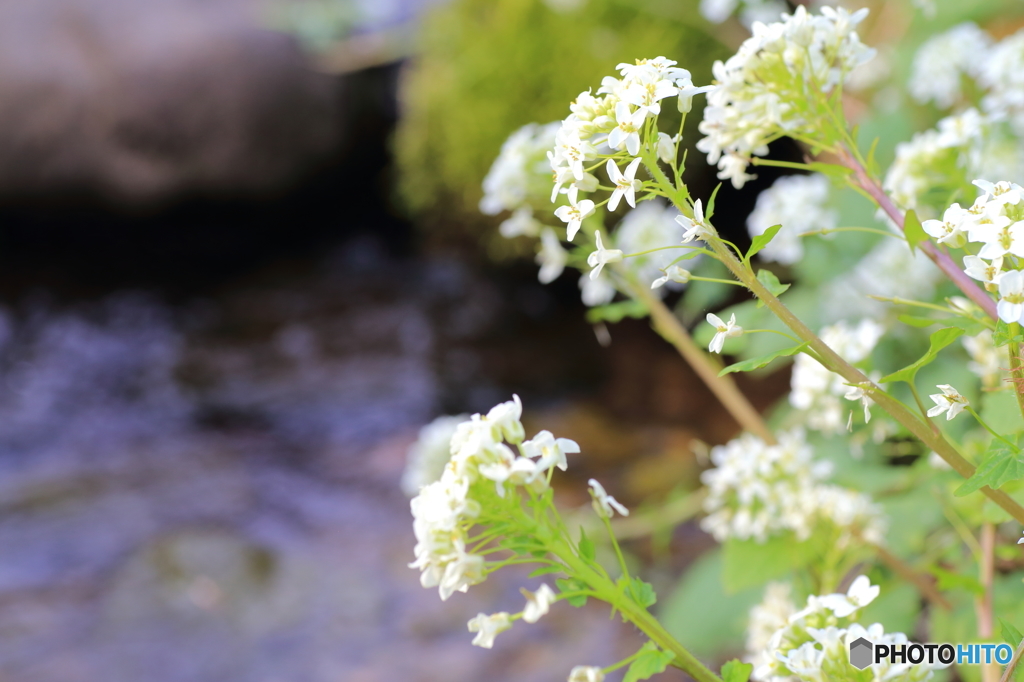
[837,149,999,320]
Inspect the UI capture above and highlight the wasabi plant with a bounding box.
[408,4,1024,682]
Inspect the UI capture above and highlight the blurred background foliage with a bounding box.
[393,0,730,252]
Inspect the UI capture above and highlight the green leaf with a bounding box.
[627,577,657,608]
[721,660,754,682]
[556,577,589,607]
[528,565,564,578]
[1001,619,1023,646]
[865,137,881,177]
[904,209,928,254]
[879,327,965,384]
[623,642,675,682]
[578,526,595,561]
[722,533,823,593]
[955,440,1024,497]
[754,269,790,307]
[705,183,723,221]
[746,225,782,262]
[719,343,808,376]
[994,320,1024,347]
[930,566,984,596]
[586,299,648,324]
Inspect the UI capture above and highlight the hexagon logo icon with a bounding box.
[849,637,873,670]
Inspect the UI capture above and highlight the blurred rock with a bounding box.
[0,0,339,202]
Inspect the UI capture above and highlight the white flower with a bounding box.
[521,583,557,623]
[651,265,692,289]
[927,384,969,420]
[499,207,542,239]
[439,542,487,600]
[587,231,624,280]
[621,73,678,117]
[485,394,525,444]
[553,128,597,181]
[481,122,560,215]
[747,174,837,265]
[963,255,1003,288]
[657,132,677,164]
[554,187,596,241]
[706,312,742,354]
[922,203,968,248]
[467,612,512,648]
[608,102,646,156]
[537,228,568,284]
[1018,531,1024,545]
[964,330,1007,389]
[606,157,643,211]
[675,199,710,243]
[909,23,992,108]
[746,582,796,671]
[817,575,880,617]
[568,666,605,682]
[579,272,616,307]
[401,415,469,495]
[521,430,580,474]
[588,478,629,517]
[998,270,1024,324]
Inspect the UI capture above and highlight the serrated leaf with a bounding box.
[994,320,1024,347]
[955,440,1024,497]
[585,299,648,324]
[578,526,595,561]
[880,327,964,384]
[930,566,983,596]
[746,225,782,262]
[623,642,675,682]
[527,565,564,578]
[904,209,928,254]
[721,660,754,682]
[556,577,589,607]
[754,269,790,307]
[1001,619,1023,646]
[628,577,657,608]
[705,183,723,221]
[719,343,807,376]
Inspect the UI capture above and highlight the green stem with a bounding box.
[690,276,746,286]
[800,226,904,240]
[601,514,632,581]
[702,231,1024,524]
[744,328,804,344]
[966,407,1018,448]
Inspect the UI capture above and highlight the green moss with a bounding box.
[394,0,728,246]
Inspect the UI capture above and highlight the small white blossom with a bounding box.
[606,158,643,212]
[998,269,1024,324]
[401,415,469,495]
[817,575,880,617]
[651,265,692,289]
[657,132,677,164]
[706,312,742,354]
[587,231,624,280]
[922,203,968,248]
[537,228,568,284]
[568,666,605,682]
[521,430,580,474]
[909,23,992,107]
[521,583,557,623]
[579,272,616,307]
[554,187,596,241]
[588,478,629,517]
[615,200,695,290]
[963,330,1007,389]
[927,384,969,421]
[963,255,1003,288]
[676,199,710,243]
[467,612,512,648]
[499,207,542,239]
[608,101,646,157]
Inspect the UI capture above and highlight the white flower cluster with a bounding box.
[920,179,1024,324]
[401,414,469,495]
[963,330,1007,389]
[549,57,711,237]
[481,122,560,238]
[409,396,580,600]
[753,577,943,682]
[701,429,885,545]
[747,174,838,265]
[980,29,1024,135]
[697,6,875,189]
[909,23,992,108]
[746,582,796,671]
[790,319,884,434]
[614,200,696,292]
